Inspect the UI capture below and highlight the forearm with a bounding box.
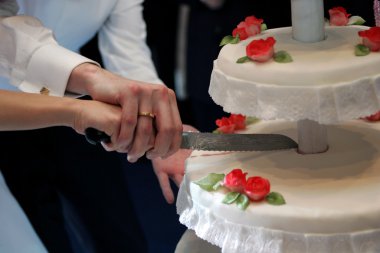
[66,63,103,96]
[0,90,78,131]
[66,63,119,104]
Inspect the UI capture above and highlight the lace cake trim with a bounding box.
[209,67,380,124]
[177,181,380,253]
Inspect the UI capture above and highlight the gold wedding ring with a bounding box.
[138,111,155,119]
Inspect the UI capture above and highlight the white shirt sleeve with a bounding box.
[0,2,98,97]
[98,0,163,85]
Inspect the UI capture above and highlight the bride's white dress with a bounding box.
[0,170,47,253]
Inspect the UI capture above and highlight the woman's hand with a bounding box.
[152,148,193,204]
[151,124,198,204]
[72,99,122,150]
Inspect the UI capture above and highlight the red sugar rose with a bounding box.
[358,27,380,52]
[329,7,350,26]
[242,16,264,36]
[216,114,246,134]
[233,27,249,40]
[216,117,236,133]
[244,176,271,201]
[229,114,246,130]
[223,169,247,193]
[233,15,263,41]
[246,37,276,62]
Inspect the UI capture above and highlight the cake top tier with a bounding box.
[209,26,380,124]
[216,26,379,86]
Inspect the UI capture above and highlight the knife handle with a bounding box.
[84,128,111,145]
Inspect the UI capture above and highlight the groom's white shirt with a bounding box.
[0,0,161,96]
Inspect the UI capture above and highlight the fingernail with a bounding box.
[127,155,137,163]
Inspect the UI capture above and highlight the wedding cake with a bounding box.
[177,1,380,252]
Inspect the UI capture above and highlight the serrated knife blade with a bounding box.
[85,128,298,152]
[181,132,297,151]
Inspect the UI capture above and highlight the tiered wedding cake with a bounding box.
[177,0,380,252]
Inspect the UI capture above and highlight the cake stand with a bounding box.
[176,0,380,252]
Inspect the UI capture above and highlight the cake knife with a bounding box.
[84,128,298,151]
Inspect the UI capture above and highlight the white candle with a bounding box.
[291,0,325,42]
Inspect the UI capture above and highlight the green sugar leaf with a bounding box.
[220,35,240,46]
[261,23,268,31]
[236,194,250,210]
[230,35,240,44]
[274,50,293,63]
[348,16,366,25]
[212,129,221,134]
[212,180,224,191]
[220,35,234,46]
[193,173,225,191]
[245,117,260,126]
[236,56,251,64]
[266,192,286,205]
[355,44,370,56]
[222,192,241,204]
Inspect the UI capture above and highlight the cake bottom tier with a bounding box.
[177,120,380,253]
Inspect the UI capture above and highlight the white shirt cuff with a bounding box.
[18,44,99,97]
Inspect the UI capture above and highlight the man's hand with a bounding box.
[67,63,183,162]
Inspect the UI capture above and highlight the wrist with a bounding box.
[53,97,83,129]
[67,63,101,95]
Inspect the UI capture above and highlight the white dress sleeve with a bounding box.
[98,0,163,85]
[0,2,98,97]
[0,171,48,253]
